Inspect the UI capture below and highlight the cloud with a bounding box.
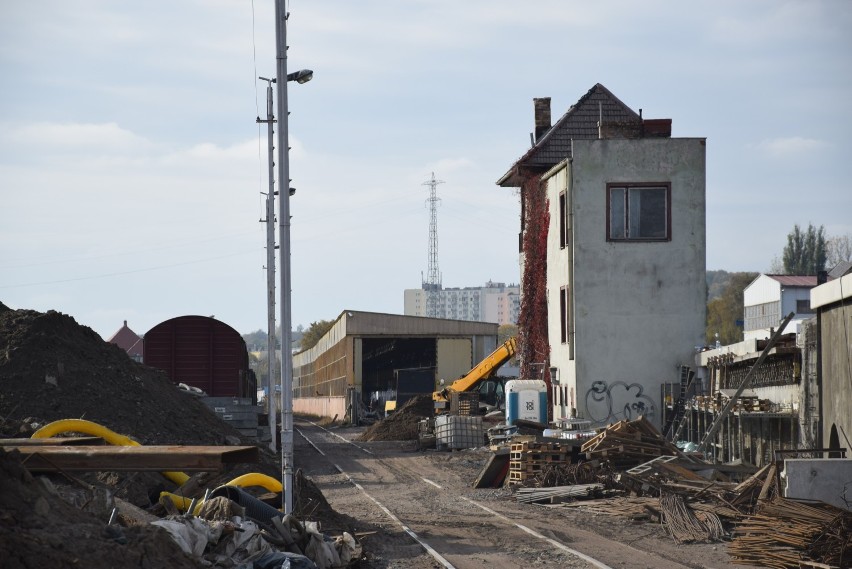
[165,139,259,163]
[753,136,830,157]
[1,121,151,152]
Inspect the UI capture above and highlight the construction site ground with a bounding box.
[294,420,734,569]
[6,306,841,568]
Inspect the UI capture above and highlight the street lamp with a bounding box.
[275,0,312,515]
[287,69,313,84]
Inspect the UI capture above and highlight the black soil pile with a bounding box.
[0,305,349,550]
[0,448,204,569]
[0,307,244,445]
[357,394,433,442]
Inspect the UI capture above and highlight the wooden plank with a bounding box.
[0,437,104,446]
[8,445,259,472]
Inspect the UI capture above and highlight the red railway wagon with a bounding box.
[143,315,255,401]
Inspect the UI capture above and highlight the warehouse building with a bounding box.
[292,310,499,420]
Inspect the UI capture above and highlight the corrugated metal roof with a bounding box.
[765,275,818,287]
[828,260,852,280]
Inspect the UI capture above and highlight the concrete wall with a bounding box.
[293,396,347,420]
[783,459,852,511]
[546,138,706,427]
[403,289,425,317]
[811,274,852,453]
[436,338,473,385]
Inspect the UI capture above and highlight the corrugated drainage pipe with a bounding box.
[210,485,281,528]
[31,419,189,486]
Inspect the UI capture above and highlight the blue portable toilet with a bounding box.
[505,380,548,426]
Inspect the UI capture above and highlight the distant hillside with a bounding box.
[705,270,760,344]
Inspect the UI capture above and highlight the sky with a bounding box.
[1,0,850,340]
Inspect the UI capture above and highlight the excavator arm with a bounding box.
[433,336,517,409]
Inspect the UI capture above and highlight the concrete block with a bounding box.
[783,458,852,511]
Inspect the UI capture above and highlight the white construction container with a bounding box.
[435,415,484,450]
[505,379,548,426]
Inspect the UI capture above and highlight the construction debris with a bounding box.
[728,498,852,569]
[509,439,570,482]
[485,413,850,568]
[581,417,683,469]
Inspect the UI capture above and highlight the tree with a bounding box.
[299,319,335,350]
[498,323,519,365]
[498,323,518,345]
[705,271,758,345]
[782,223,826,275]
[242,329,268,352]
[826,233,852,269]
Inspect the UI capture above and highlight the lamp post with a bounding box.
[274,0,312,515]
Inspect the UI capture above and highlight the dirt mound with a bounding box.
[0,448,203,569]
[0,307,243,445]
[357,394,433,442]
[0,306,354,565]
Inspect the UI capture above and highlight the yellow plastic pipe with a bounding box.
[225,472,282,493]
[31,419,189,486]
[159,491,203,514]
[160,473,282,513]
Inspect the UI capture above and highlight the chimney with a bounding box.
[642,118,672,138]
[533,97,551,142]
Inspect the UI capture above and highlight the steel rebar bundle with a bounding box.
[515,483,605,504]
[660,493,725,543]
[728,498,852,568]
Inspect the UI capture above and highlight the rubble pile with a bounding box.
[580,416,683,469]
[499,416,851,567]
[356,394,433,442]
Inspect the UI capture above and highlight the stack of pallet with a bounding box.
[449,391,479,416]
[580,417,680,469]
[508,440,569,482]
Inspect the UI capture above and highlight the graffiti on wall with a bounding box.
[585,380,656,424]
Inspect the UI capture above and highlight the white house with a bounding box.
[743,274,817,341]
[498,84,706,428]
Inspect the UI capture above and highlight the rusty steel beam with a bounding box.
[8,445,259,472]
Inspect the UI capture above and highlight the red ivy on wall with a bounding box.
[518,173,550,392]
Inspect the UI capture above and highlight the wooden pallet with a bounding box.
[508,470,535,482]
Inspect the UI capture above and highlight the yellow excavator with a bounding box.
[433,336,517,413]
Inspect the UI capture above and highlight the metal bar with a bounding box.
[10,445,259,472]
[698,312,795,455]
[0,437,104,446]
[274,0,294,516]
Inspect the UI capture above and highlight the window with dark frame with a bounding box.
[607,183,671,241]
[559,191,567,249]
[560,286,569,344]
